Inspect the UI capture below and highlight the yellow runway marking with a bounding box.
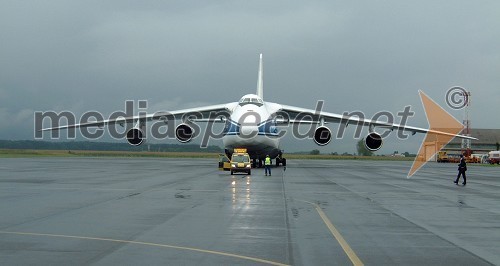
[301,200,364,266]
[0,231,289,266]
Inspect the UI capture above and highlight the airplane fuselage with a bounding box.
[222,94,282,160]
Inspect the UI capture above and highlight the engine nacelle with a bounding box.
[126,128,145,146]
[313,126,332,146]
[175,124,195,143]
[364,132,383,151]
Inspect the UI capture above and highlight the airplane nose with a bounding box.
[239,112,259,137]
[240,125,258,137]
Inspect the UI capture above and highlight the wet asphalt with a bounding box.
[0,157,498,265]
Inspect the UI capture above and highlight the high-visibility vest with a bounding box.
[265,157,271,165]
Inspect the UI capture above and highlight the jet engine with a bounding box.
[126,128,145,146]
[364,132,383,151]
[313,126,332,146]
[175,124,195,143]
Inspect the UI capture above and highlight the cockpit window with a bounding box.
[239,96,263,106]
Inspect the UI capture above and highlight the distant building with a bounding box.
[423,129,499,162]
[446,129,500,153]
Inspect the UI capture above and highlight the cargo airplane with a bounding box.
[41,54,476,167]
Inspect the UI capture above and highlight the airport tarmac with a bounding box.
[0,157,498,265]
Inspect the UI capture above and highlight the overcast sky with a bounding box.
[1,1,499,153]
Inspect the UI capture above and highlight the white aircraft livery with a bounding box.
[41,54,476,167]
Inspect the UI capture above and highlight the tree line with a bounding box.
[0,140,222,153]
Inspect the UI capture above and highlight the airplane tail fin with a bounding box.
[256,53,263,99]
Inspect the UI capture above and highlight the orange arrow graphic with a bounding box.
[408,90,465,178]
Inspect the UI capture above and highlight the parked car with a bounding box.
[487,151,500,164]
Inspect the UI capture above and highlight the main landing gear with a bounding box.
[252,158,263,168]
[275,152,287,167]
[251,153,287,168]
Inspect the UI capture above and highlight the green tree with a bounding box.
[496,142,500,151]
[310,149,320,155]
[356,139,373,156]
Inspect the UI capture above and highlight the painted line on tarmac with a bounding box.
[300,200,364,266]
[0,231,289,266]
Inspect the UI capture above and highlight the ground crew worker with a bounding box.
[264,155,271,176]
[454,154,467,185]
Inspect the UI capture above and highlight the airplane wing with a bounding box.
[40,103,235,131]
[275,104,477,140]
